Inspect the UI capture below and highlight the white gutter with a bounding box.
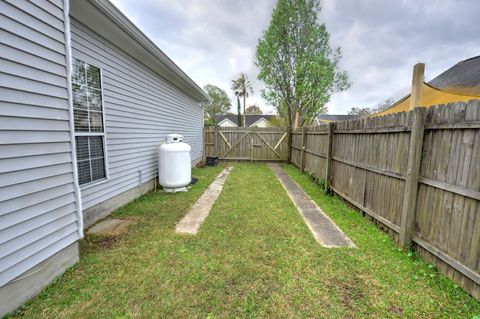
[64,0,84,237]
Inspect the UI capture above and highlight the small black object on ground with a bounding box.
[190,177,198,185]
[206,156,218,166]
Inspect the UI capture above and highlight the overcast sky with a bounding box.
[111,0,479,114]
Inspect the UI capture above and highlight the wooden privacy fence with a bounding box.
[204,126,290,161]
[291,100,480,299]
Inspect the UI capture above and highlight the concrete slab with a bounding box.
[176,167,233,235]
[269,164,354,248]
[87,218,135,236]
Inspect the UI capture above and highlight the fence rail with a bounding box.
[204,100,480,299]
[204,126,290,161]
[290,100,480,300]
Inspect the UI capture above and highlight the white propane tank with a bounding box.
[158,134,191,192]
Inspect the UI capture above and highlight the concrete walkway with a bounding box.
[269,164,354,248]
[176,167,233,235]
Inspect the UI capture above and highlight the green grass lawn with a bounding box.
[9,163,480,318]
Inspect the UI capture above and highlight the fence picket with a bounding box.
[203,100,480,299]
[399,108,426,248]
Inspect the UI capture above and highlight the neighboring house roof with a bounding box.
[373,56,480,117]
[429,56,480,96]
[216,115,275,127]
[70,0,209,102]
[316,114,362,123]
[249,117,273,127]
[217,117,237,127]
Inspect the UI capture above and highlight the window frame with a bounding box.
[72,58,109,189]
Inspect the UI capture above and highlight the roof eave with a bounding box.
[72,0,209,102]
[217,118,238,127]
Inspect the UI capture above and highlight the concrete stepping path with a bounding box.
[269,164,354,248]
[176,167,233,234]
[88,218,135,236]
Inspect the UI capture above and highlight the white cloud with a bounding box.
[110,0,480,115]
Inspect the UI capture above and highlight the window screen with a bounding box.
[75,136,106,184]
[72,59,103,132]
[72,59,106,185]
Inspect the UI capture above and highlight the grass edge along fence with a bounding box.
[290,100,480,300]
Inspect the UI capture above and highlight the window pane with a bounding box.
[75,136,106,185]
[87,89,102,111]
[72,59,85,85]
[86,64,101,89]
[75,136,89,160]
[77,160,91,185]
[72,84,87,110]
[72,59,107,186]
[89,111,103,132]
[89,136,104,158]
[74,109,89,131]
[72,59,104,134]
[91,158,106,181]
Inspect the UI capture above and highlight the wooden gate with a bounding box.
[204,127,289,161]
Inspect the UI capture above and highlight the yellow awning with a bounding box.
[372,83,479,117]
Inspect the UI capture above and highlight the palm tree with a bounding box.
[231,73,253,127]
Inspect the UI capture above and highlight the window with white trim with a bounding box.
[72,58,106,185]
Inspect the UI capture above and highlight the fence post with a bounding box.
[325,122,334,192]
[286,126,292,163]
[300,126,307,172]
[214,126,219,157]
[399,107,426,249]
[409,63,425,111]
[202,128,207,163]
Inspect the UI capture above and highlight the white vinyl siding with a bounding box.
[70,19,204,210]
[0,0,80,287]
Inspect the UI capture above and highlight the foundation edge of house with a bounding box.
[84,157,202,228]
[1,158,203,317]
[0,243,79,318]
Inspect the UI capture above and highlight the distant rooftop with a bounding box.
[429,55,480,96]
[216,114,275,127]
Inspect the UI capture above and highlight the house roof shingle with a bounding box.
[429,55,480,96]
[372,56,480,117]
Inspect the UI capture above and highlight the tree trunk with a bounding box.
[237,97,242,126]
[287,103,293,128]
[243,95,246,127]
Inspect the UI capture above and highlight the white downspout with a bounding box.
[63,0,84,238]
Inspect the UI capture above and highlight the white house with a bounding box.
[217,117,238,127]
[0,0,208,315]
[216,115,275,128]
